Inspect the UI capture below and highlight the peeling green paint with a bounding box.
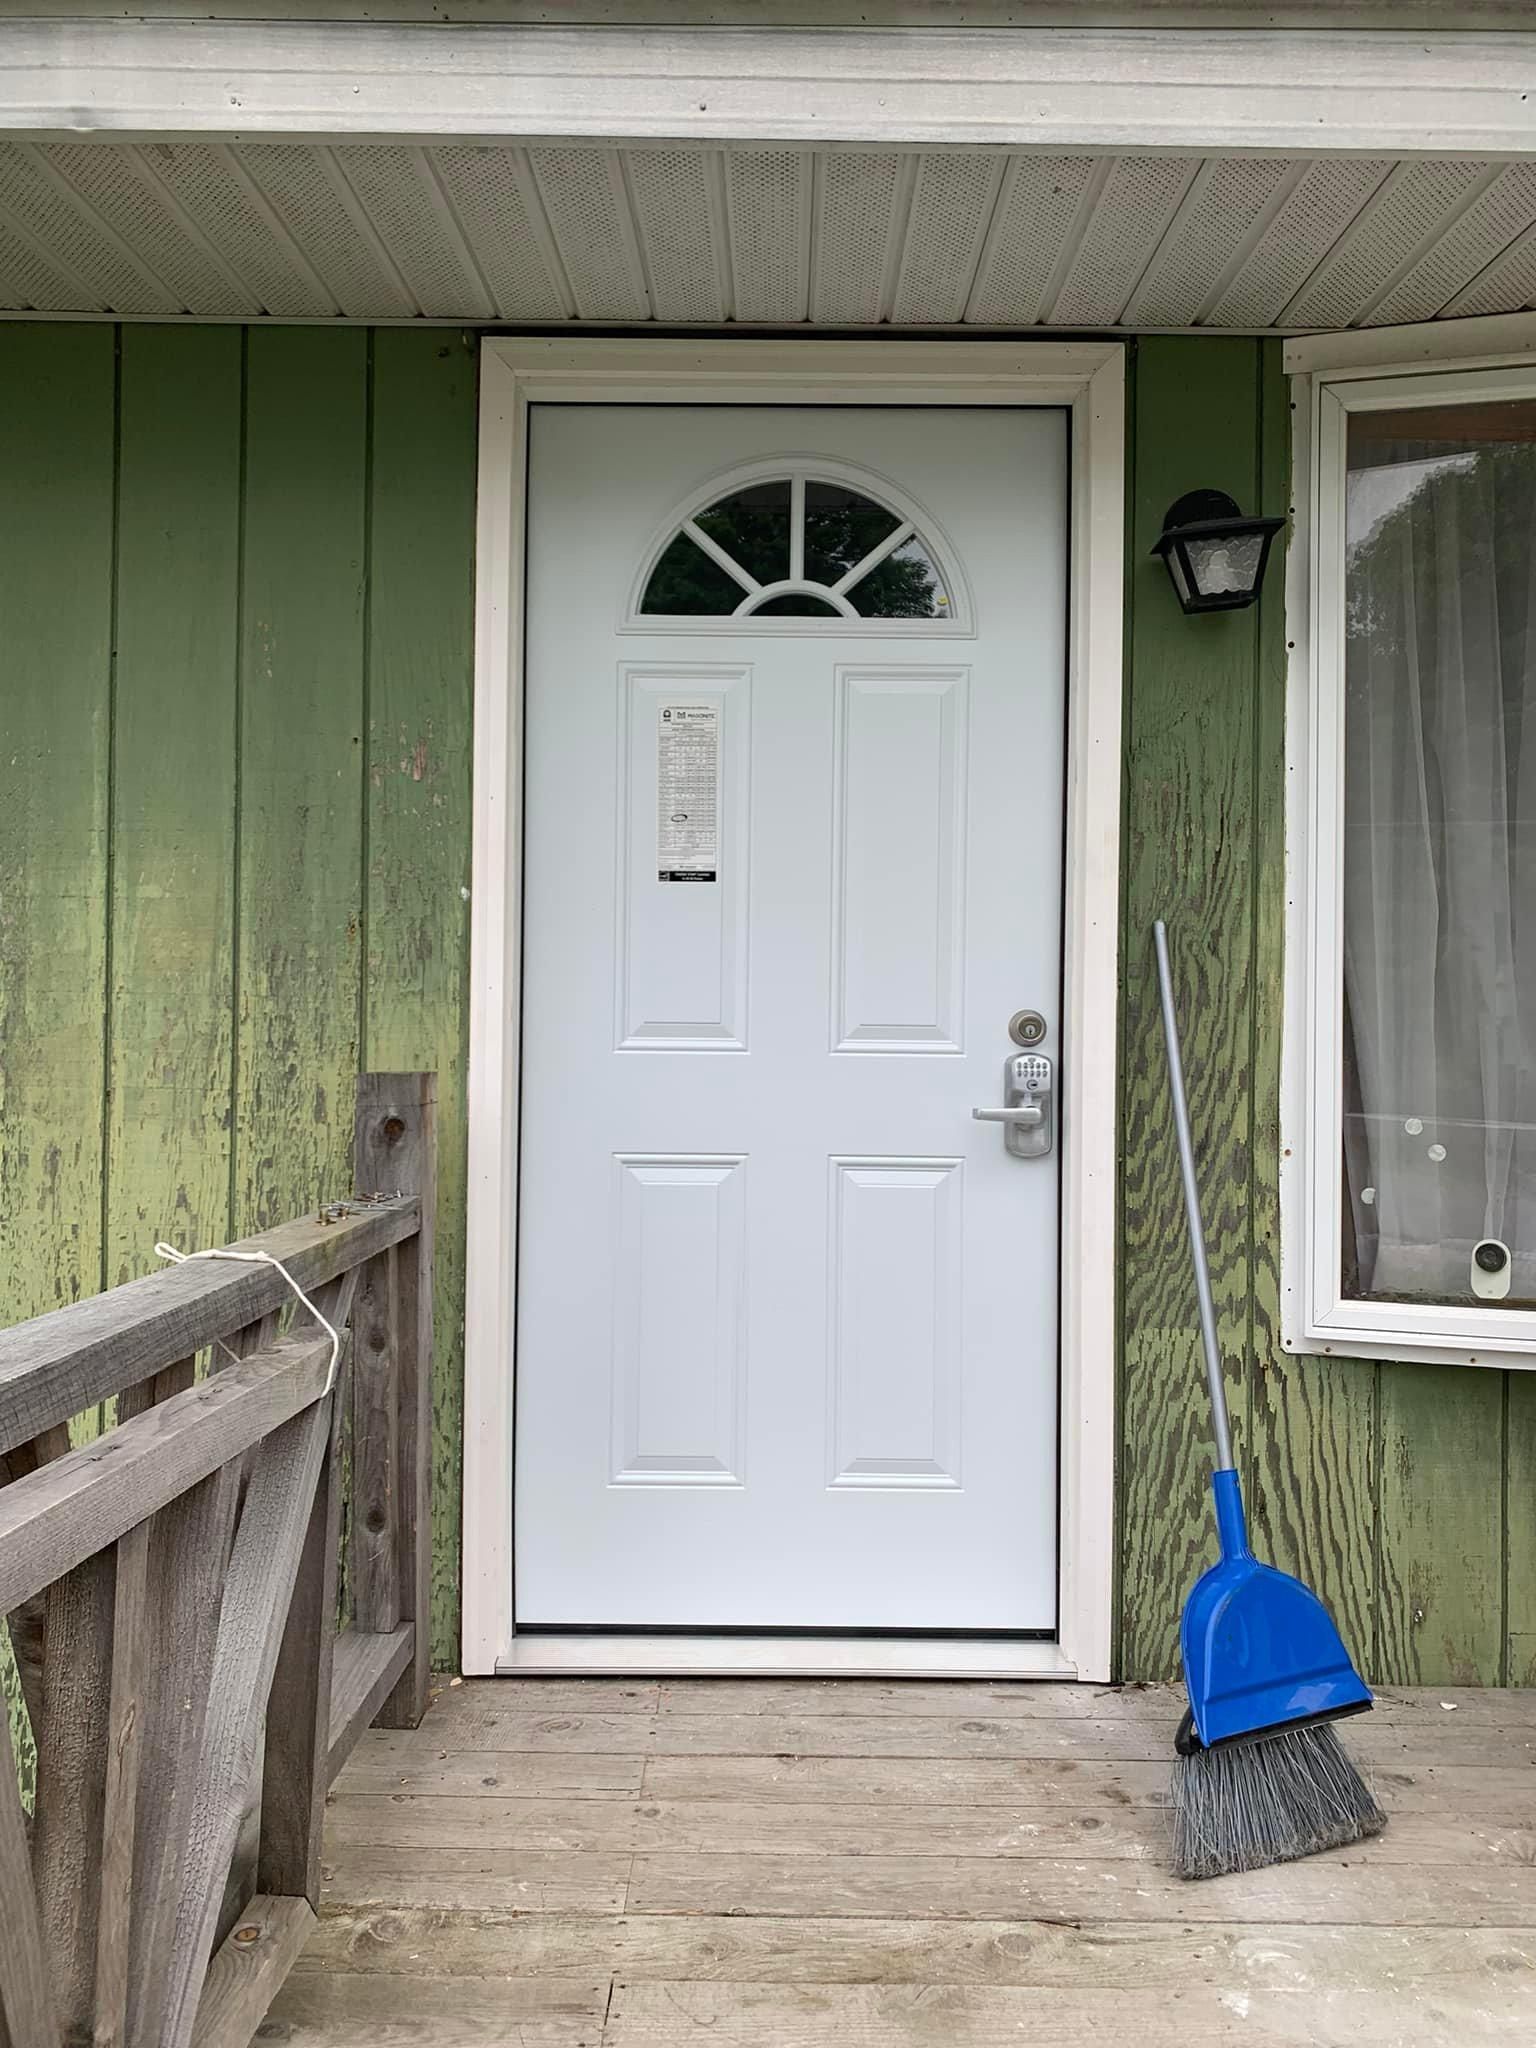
[1,322,1531,1693]
[0,322,473,1675]
[1118,338,1532,1688]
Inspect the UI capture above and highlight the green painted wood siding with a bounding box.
[1,322,1529,1682]
[0,323,476,1670]
[1120,334,1536,1688]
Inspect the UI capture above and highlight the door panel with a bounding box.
[616,664,751,1048]
[610,1153,748,1485]
[827,1155,964,1488]
[832,665,968,1051]
[515,405,1067,1631]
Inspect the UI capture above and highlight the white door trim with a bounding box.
[463,336,1125,1682]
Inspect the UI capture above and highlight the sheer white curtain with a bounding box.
[1343,417,1536,1303]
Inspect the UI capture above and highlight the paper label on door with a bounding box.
[657,703,719,882]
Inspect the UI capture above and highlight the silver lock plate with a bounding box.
[971,1051,1055,1158]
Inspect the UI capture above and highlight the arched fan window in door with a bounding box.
[637,469,961,621]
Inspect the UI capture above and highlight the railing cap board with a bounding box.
[0,1196,417,1456]
[0,1328,336,1616]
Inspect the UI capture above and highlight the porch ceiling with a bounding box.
[8,135,1536,331]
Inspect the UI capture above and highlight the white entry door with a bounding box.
[515,404,1067,1633]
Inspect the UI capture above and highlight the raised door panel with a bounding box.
[827,1157,964,1489]
[831,666,968,1053]
[610,1154,748,1486]
[616,666,751,1051]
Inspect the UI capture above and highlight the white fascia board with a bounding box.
[13,2,1536,21]
[1285,308,1536,376]
[5,23,1536,155]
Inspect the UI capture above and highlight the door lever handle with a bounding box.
[971,1104,1043,1126]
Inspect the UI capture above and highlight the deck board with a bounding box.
[267,1677,1536,2043]
[360,1707,1536,1767]
[323,1790,1536,1866]
[599,1981,1536,2046]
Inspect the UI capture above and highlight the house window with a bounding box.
[634,467,959,625]
[1288,354,1536,1363]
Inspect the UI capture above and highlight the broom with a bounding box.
[1153,919,1387,1879]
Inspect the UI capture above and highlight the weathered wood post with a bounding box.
[256,1294,351,1912]
[352,1072,436,1727]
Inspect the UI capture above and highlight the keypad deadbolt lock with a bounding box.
[972,1051,1055,1158]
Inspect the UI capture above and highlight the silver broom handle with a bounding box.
[1153,919,1234,1474]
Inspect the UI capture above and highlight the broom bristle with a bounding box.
[1170,1720,1386,1880]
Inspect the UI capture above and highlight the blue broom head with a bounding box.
[1182,1469,1372,1750]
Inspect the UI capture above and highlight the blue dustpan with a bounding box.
[1154,922,1373,1754]
[1180,1468,1371,1750]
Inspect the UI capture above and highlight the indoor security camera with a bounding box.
[1471,1238,1512,1302]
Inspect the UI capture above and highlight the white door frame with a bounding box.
[462,336,1124,1682]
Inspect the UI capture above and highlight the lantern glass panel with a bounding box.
[1186,529,1265,599]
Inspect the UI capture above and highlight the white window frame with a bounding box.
[461,335,1125,1680]
[1283,315,1536,1370]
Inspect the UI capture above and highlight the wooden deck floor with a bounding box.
[262,1677,1536,2044]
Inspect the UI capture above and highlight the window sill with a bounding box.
[1283,1299,1536,1371]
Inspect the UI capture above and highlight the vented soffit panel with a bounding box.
[7,136,1536,331]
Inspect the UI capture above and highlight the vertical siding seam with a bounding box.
[359,327,376,1073]
[227,326,250,1242]
[98,324,123,1312]
[1370,1360,1383,1683]
[1111,336,1138,1680]
[1500,1370,1512,1685]
[1244,337,1261,1519]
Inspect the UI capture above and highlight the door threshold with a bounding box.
[495,1635,1078,1679]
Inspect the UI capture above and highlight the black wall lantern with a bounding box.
[1152,489,1285,614]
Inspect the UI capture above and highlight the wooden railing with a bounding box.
[0,1073,435,2048]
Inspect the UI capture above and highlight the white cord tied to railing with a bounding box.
[153,1242,343,1396]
